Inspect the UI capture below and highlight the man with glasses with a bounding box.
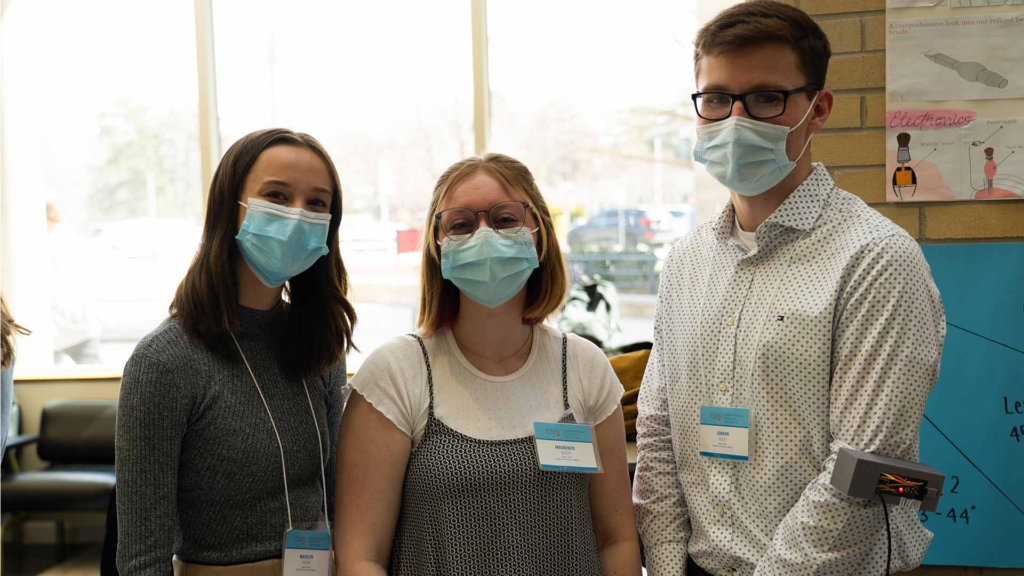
[633,2,945,575]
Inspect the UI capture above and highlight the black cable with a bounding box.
[876,490,892,576]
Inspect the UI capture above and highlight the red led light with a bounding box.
[899,487,904,493]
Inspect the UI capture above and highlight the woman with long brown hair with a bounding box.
[116,129,356,576]
[2,295,30,452]
[334,153,640,575]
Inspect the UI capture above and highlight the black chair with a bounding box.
[101,485,119,576]
[1,399,117,552]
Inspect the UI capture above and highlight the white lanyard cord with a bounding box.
[231,333,330,536]
[301,373,332,541]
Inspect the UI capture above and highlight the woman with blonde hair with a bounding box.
[334,153,641,575]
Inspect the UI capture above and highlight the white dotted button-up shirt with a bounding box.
[633,164,945,576]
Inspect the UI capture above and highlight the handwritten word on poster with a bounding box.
[887,109,974,201]
[887,109,1024,201]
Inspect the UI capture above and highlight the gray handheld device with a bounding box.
[830,447,945,512]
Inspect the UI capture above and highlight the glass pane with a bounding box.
[488,0,704,349]
[212,0,474,371]
[2,0,202,371]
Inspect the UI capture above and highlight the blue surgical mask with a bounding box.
[693,94,818,197]
[440,227,540,309]
[236,198,331,287]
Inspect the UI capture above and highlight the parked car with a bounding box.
[567,208,679,252]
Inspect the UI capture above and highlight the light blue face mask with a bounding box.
[693,94,818,197]
[440,227,540,309]
[236,198,331,287]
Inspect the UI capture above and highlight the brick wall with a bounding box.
[782,0,1024,242]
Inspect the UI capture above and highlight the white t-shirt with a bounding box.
[732,217,757,252]
[350,324,624,447]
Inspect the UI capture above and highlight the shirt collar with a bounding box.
[713,163,836,245]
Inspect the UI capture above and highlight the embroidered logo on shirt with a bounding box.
[777,315,786,322]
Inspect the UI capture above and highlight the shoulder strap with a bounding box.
[561,333,569,412]
[409,334,435,416]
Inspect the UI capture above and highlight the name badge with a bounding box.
[533,421,603,473]
[282,528,331,576]
[699,406,752,461]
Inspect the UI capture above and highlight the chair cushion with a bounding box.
[38,400,117,465]
[1,469,115,512]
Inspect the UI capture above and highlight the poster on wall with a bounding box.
[886,110,970,201]
[917,243,1024,568]
[887,14,1024,102]
[886,109,1024,201]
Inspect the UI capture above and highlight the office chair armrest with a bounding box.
[5,434,39,451]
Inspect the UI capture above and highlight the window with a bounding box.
[1,0,736,376]
[1,0,203,373]
[212,0,474,371]
[488,0,702,347]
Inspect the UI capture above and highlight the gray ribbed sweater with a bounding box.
[115,303,347,576]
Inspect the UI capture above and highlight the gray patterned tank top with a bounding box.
[389,333,601,575]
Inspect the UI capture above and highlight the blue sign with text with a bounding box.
[918,243,1024,568]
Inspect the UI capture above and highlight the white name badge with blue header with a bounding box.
[282,528,331,576]
[699,406,753,461]
[533,421,603,473]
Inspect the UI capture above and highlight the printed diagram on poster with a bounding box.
[950,0,1024,7]
[887,14,1024,101]
[887,110,1024,201]
[887,109,972,201]
[961,119,1024,199]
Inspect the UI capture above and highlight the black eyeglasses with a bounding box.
[434,201,534,239]
[691,85,819,121]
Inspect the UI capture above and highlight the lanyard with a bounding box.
[230,333,330,537]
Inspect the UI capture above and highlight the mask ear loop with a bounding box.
[787,92,821,163]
